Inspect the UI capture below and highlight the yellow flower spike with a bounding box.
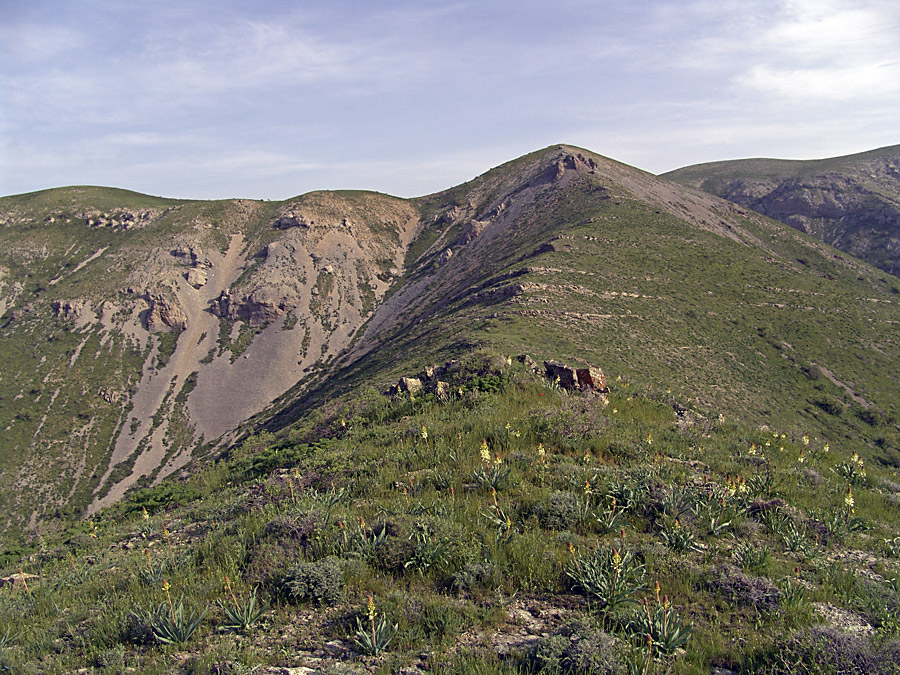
[161,579,170,593]
[480,439,490,464]
[823,443,830,453]
[420,424,428,441]
[655,580,661,604]
[646,433,652,445]
[802,434,810,446]
[142,506,149,521]
[612,547,622,569]
[367,594,376,621]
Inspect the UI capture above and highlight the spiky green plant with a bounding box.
[133,582,207,645]
[566,545,646,614]
[218,575,268,632]
[352,595,398,656]
[627,585,692,656]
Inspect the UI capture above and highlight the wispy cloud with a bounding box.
[737,0,900,101]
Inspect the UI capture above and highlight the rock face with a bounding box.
[213,286,299,326]
[143,293,187,332]
[664,145,900,276]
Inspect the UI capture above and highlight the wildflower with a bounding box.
[851,451,860,464]
[142,506,150,521]
[646,433,653,446]
[420,424,428,441]
[844,486,855,509]
[537,442,546,463]
[797,450,805,464]
[493,453,503,467]
[480,439,490,464]
[612,547,622,569]
[612,408,618,414]
[506,355,512,366]
[367,595,376,621]
[765,440,771,448]
[802,434,810,446]
[505,421,511,433]
[584,480,592,496]
[823,443,830,453]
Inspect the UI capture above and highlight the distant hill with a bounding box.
[663,145,900,276]
[2,145,899,538]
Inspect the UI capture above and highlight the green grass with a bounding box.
[1,354,899,673]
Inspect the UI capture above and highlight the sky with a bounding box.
[1,0,899,200]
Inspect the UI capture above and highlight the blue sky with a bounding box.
[2,0,899,200]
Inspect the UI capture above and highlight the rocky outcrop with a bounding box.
[274,211,314,229]
[212,286,299,326]
[52,299,88,321]
[171,244,212,269]
[544,360,609,394]
[144,293,187,332]
[79,208,165,230]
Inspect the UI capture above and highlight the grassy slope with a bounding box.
[1,357,899,674]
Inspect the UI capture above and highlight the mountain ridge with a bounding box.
[663,144,900,276]
[1,144,899,537]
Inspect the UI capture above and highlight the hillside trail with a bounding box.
[88,233,247,514]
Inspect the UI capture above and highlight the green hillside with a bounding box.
[1,354,899,674]
[2,146,900,673]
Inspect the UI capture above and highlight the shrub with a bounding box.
[706,564,781,611]
[747,626,875,674]
[534,491,582,530]
[280,557,343,606]
[528,621,627,674]
[452,560,500,593]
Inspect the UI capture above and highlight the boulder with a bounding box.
[185,268,208,288]
[517,354,540,373]
[544,360,578,389]
[398,377,423,395]
[576,366,607,392]
[144,293,187,332]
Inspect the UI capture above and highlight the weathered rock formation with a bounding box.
[143,293,187,332]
